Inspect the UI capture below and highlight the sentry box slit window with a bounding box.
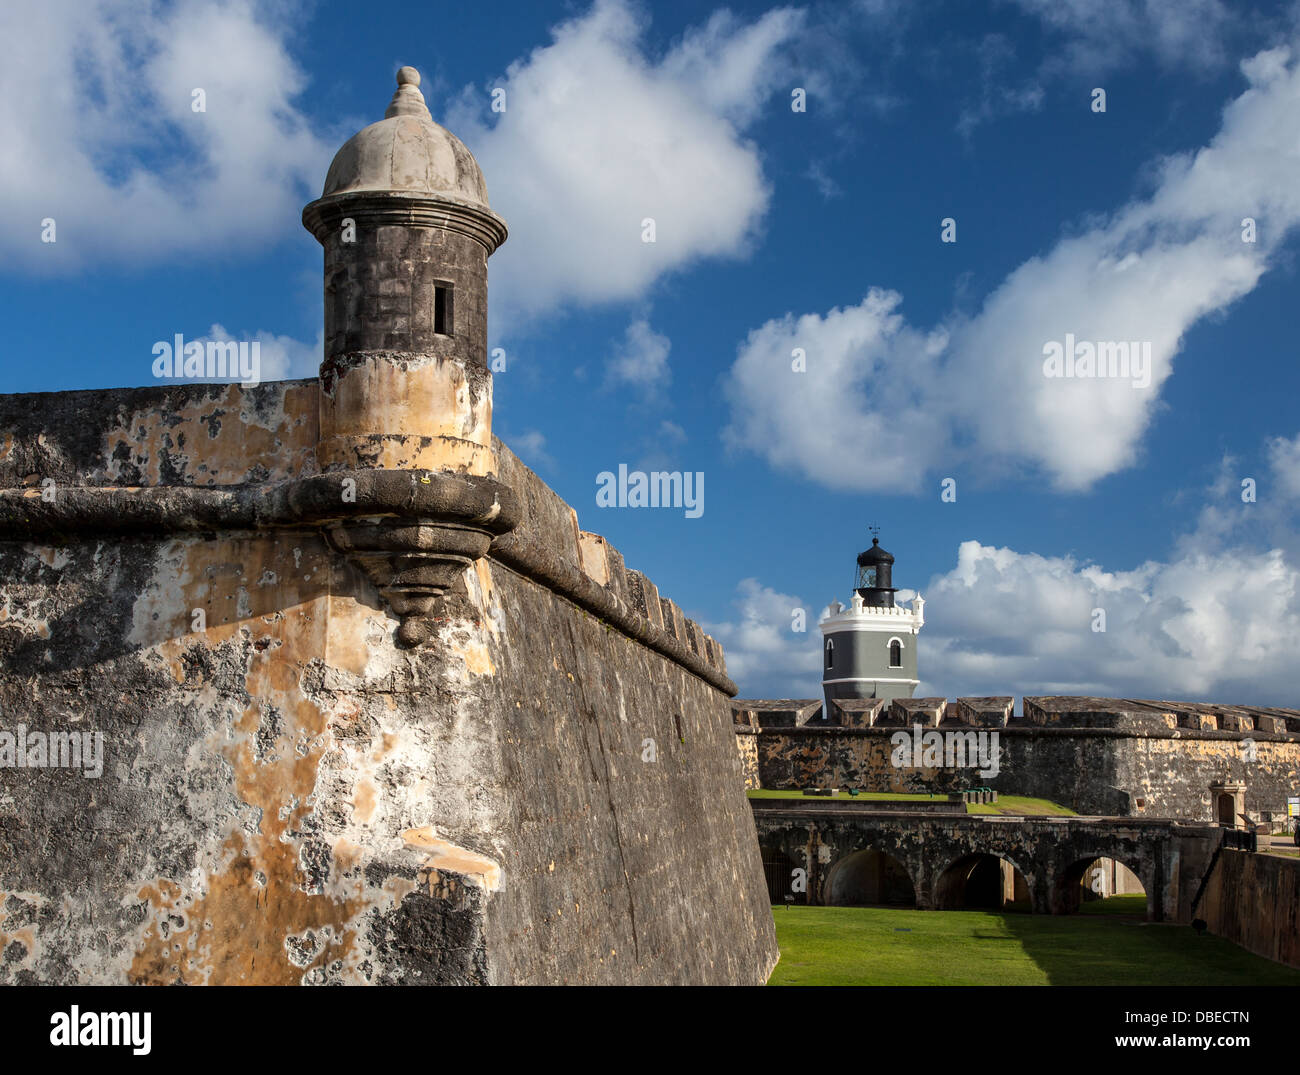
[434,283,454,337]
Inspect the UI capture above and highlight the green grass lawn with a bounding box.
[747,789,1075,816]
[967,795,1075,816]
[1078,893,1148,915]
[767,905,1300,986]
[747,789,951,803]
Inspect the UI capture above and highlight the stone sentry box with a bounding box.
[0,69,777,985]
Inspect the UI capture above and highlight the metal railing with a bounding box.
[761,860,805,904]
[1222,828,1257,852]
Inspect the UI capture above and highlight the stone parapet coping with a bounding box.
[750,806,1222,833]
[0,468,736,696]
[489,529,736,695]
[740,723,1299,742]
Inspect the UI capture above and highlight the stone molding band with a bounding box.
[0,470,736,694]
[302,191,509,254]
[0,471,519,537]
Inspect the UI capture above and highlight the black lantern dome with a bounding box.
[854,537,897,607]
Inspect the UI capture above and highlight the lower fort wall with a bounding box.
[748,718,1300,822]
[735,727,760,790]
[1196,850,1300,968]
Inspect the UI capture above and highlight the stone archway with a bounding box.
[759,846,799,904]
[1055,855,1152,919]
[933,853,1031,911]
[824,849,917,907]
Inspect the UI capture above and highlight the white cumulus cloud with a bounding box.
[725,44,1300,492]
[921,537,1300,704]
[714,432,1300,706]
[702,578,826,700]
[1266,432,1300,501]
[605,318,672,393]
[0,0,332,269]
[148,323,320,387]
[445,0,803,327]
[1009,0,1240,73]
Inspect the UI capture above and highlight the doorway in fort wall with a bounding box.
[760,847,800,904]
[823,849,918,908]
[932,853,1032,912]
[1211,781,1245,827]
[1055,855,1152,919]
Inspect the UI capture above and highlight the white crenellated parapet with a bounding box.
[819,592,925,636]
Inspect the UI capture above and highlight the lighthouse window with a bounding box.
[825,639,834,670]
[889,639,902,667]
[434,284,454,336]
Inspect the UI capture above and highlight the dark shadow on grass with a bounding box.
[996,910,1300,986]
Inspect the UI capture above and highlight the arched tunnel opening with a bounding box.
[824,849,917,908]
[933,854,1031,912]
[1058,857,1151,918]
[759,847,799,904]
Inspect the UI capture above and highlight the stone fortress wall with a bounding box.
[0,378,776,984]
[737,694,1300,822]
[1195,849,1300,967]
[0,66,777,986]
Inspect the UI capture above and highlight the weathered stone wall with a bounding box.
[755,728,974,796]
[0,380,776,985]
[752,806,1220,921]
[0,378,321,488]
[735,728,760,790]
[471,556,771,983]
[1197,850,1300,967]
[747,712,1300,821]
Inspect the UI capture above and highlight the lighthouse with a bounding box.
[820,532,925,715]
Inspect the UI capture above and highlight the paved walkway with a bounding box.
[1260,834,1300,854]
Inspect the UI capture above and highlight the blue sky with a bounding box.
[5,0,1300,704]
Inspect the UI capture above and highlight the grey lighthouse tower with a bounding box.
[820,533,925,713]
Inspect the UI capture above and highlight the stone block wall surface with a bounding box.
[0,379,322,488]
[888,697,945,727]
[955,697,1013,727]
[830,697,886,727]
[0,380,776,985]
[1197,850,1300,968]
[735,694,1300,819]
[754,809,1220,922]
[735,729,760,790]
